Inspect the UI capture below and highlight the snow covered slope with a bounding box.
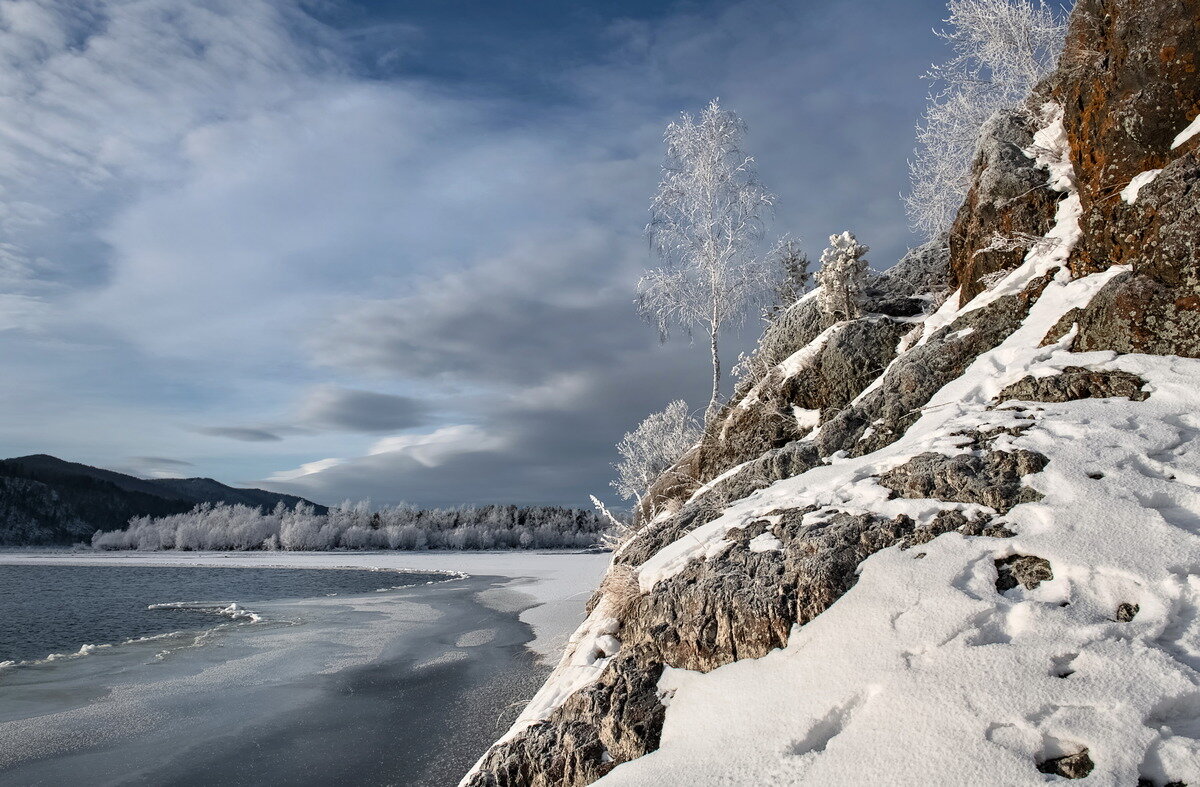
[465,0,1200,784]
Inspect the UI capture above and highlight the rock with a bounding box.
[949,109,1060,301]
[1037,750,1095,779]
[901,510,1014,549]
[626,509,920,671]
[464,1,1200,783]
[879,438,1048,515]
[463,655,665,787]
[996,367,1149,403]
[995,555,1054,592]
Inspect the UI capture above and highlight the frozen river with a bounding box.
[0,550,609,786]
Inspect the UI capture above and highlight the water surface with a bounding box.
[0,564,441,663]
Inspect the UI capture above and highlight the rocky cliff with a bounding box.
[465,0,1200,783]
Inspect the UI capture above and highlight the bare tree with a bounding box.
[906,0,1067,237]
[639,99,776,416]
[816,231,870,324]
[610,400,703,506]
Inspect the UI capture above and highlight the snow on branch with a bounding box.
[906,0,1067,238]
[610,399,703,509]
[639,99,777,415]
[816,231,870,324]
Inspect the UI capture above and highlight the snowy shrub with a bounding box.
[907,0,1067,237]
[611,400,704,506]
[816,231,870,324]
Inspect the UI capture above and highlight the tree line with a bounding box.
[91,500,608,551]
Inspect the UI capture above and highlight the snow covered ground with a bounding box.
[586,107,1200,785]
[468,101,1200,785]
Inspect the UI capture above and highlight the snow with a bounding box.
[600,348,1200,786]
[587,107,1200,782]
[0,550,609,661]
[1121,169,1163,204]
[147,601,265,624]
[1171,113,1200,149]
[792,407,821,431]
[748,533,783,553]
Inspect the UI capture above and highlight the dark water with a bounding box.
[0,565,549,787]
[0,564,442,663]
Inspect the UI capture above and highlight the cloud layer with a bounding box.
[0,0,950,507]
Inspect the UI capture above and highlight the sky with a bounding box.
[0,0,954,509]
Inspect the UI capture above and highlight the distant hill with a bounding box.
[0,454,324,546]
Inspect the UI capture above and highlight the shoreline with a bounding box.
[0,548,610,660]
[0,551,608,785]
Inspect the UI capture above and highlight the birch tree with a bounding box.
[906,0,1067,237]
[638,99,776,416]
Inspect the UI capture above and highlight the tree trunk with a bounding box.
[708,323,720,419]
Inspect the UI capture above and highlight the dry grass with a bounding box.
[598,562,642,620]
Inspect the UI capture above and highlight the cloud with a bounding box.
[296,385,428,432]
[266,457,344,482]
[311,229,651,386]
[120,455,195,478]
[0,0,953,508]
[265,424,507,494]
[196,426,284,443]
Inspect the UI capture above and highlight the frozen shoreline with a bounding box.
[0,549,610,660]
[0,550,610,785]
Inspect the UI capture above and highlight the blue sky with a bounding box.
[0,0,952,507]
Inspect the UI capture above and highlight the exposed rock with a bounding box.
[878,436,1048,514]
[995,555,1054,592]
[1116,602,1140,622]
[901,509,1014,549]
[997,366,1149,403]
[949,109,1061,301]
[1048,0,1200,278]
[1037,749,1095,779]
[463,655,664,787]
[636,240,953,524]
[705,317,910,477]
[819,275,1054,460]
[626,509,920,671]
[464,1,1200,784]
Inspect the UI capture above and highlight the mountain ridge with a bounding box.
[0,453,324,545]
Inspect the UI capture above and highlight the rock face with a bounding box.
[464,1,1200,784]
[1039,0,1200,357]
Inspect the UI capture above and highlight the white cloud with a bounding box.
[367,425,506,467]
[266,456,344,482]
[0,0,948,506]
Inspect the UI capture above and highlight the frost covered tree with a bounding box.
[611,400,703,505]
[90,501,607,551]
[639,99,776,417]
[907,0,1067,237]
[765,237,811,320]
[816,231,870,324]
